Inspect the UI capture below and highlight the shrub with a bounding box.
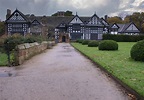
[98,40,118,50]
[130,40,144,61]
[24,37,37,43]
[76,39,80,43]
[4,36,24,51]
[0,35,7,53]
[88,40,99,47]
[78,39,84,43]
[3,34,45,52]
[82,40,90,45]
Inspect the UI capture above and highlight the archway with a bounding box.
[62,36,66,42]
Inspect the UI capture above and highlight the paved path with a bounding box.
[0,43,130,100]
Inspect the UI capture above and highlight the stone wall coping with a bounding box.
[33,42,40,46]
[24,43,31,48]
[42,41,48,44]
[17,44,26,50]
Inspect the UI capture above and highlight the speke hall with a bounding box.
[5,9,140,42]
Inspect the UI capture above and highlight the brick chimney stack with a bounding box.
[6,9,11,19]
[57,11,65,17]
[104,15,108,21]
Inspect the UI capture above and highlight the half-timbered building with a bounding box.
[110,22,140,35]
[30,19,43,35]
[5,9,30,36]
[5,9,140,42]
[56,13,109,41]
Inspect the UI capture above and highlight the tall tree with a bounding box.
[107,16,123,24]
[64,11,73,16]
[0,21,5,36]
[124,12,144,33]
[52,10,74,16]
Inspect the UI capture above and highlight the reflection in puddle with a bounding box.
[0,72,16,77]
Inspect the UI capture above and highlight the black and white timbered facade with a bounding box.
[5,9,140,41]
[5,9,30,36]
[30,19,43,35]
[56,14,109,40]
[110,22,140,35]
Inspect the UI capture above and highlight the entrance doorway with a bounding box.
[62,36,66,42]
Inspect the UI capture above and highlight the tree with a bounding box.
[107,16,123,24]
[52,10,74,16]
[0,21,5,36]
[124,12,144,33]
[64,11,73,16]
[123,16,130,23]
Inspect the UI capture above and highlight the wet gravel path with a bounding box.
[0,43,130,100]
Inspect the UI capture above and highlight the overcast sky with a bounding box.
[0,0,144,21]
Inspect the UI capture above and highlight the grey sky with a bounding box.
[0,0,144,21]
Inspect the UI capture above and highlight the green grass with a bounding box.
[0,52,7,66]
[71,42,144,97]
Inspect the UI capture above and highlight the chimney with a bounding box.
[104,15,108,21]
[6,9,11,19]
[57,11,65,17]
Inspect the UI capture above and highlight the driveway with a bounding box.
[0,43,130,100]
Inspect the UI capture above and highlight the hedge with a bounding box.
[103,34,144,42]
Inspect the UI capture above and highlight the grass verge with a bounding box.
[71,42,144,98]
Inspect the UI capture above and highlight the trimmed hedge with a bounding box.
[130,40,144,61]
[103,34,144,42]
[82,40,90,45]
[99,40,118,50]
[88,40,99,47]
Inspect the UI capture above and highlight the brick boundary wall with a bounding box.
[14,41,55,65]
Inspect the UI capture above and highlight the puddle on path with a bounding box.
[0,73,12,77]
[0,71,16,77]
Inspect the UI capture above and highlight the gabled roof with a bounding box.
[86,14,104,26]
[56,21,67,28]
[117,22,140,33]
[110,23,119,29]
[28,16,74,28]
[6,9,30,23]
[101,18,109,26]
[68,14,84,24]
[31,19,43,26]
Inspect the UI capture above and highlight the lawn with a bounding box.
[71,42,144,97]
[0,52,7,66]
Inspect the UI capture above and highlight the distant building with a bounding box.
[110,22,140,35]
[57,11,65,17]
[5,9,140,42]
